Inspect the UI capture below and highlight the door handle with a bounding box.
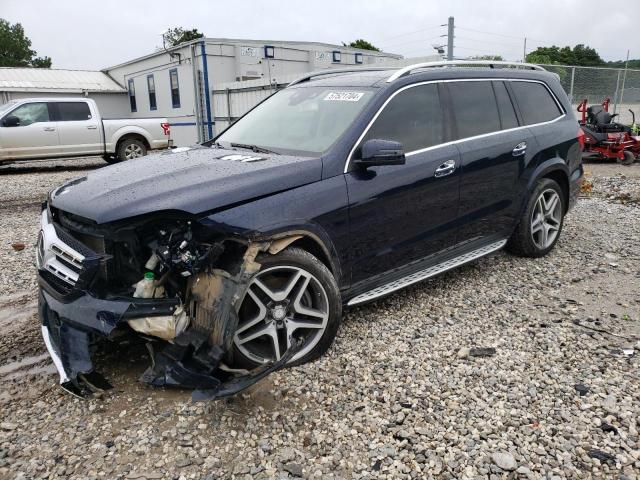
[434,159,456,178]
[87,125,98,130]
[43,127,56,132]
[512,141,527,156]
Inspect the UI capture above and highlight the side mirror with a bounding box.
[2,116,20,127]
[355,139,405,167]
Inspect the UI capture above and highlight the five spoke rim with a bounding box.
[531,188,562,250]
[234,266,329,364]
[124,144,143,159]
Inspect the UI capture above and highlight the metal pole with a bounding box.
[569,66,575,102]
[612,69,622,116]
[617,49,630,119]
[190,44,202,143]
[447,17,454,61]
[523,37,527,62]
[225,88,232,127]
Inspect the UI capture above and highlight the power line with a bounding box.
[380,34,446,49]
[377,25,444,43]
[455,35,521,49]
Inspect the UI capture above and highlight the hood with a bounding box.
[49,147,322,223]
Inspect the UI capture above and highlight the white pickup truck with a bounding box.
[0,98,172,164]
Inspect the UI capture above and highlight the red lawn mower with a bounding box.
[577,98,640,165]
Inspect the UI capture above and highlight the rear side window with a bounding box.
[510,81,562,125]
[493,81,518,130]
[448,81,501,139]
[363,83,442,152]
[56,102,91,121]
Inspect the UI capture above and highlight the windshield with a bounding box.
[215,86,375,156]
[0,100,18,117]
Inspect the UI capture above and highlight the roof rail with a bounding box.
[386,60,546,83]
[288,67,394,87]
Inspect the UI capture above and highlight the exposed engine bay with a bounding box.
[37,204,304,400]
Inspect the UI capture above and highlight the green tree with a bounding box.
[607,59,640,69]
[525,44,604,66]
[164,27,204,47]
[470,55,504,61]
[342,39,380,52]
[0,19,51,68]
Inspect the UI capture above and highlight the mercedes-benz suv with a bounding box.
[36,61,583,399]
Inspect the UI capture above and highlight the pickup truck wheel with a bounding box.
[506,178,565,258]
[231,247,341,369]
[117,139,147,161]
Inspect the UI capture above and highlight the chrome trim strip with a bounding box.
[386,60,546,83]
[347,239,507,306]
[343,78,565,174]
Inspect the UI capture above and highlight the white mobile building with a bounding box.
[104,38,404,146]
[0,68,128,118]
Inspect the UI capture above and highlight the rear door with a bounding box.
[0,102,59,159]
[53,101,102,155]
[447,80,534,244]
[345,82,461,286]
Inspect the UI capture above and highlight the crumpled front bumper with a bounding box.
[36,205,300,400]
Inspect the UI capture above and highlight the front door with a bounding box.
[0,102,59,159]
[345,82,460,287]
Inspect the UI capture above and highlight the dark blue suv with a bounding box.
[37,61,583,398]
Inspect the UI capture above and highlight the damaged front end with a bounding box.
[36,203,302,400]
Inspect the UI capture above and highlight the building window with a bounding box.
[355,52,363,64]
[332,51,341,63]
[147,74,157,111]
[169,69,180,108]
[264,45,275,58]
[128,78,136,112]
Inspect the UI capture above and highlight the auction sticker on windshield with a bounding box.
[324,91,365,102]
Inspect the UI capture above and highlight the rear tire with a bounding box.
[117,138,147,161]
[231,247,342,369]
[506,178,565,258]
[618,150,635,166]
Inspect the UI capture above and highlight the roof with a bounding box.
[105,37,403,71]
[0,68,126,93]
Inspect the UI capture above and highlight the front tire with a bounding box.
[117,138,147,161]
[231,247,341,369]
[619,150,635,166]
[507,178,565,258]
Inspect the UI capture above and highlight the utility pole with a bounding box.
[446,17,454,61]
[523,37,527,62]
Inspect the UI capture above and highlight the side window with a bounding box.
[448,81,501,139]
[493,81,518,130]
[363,83,442,152]
[147,74,157,111]
[7,103,50,126]
[56,102,91,121]
[170,69,180,108]
[510,81,563,125]
[128,78,137,112]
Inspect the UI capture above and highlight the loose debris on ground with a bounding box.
[0,158,638,479]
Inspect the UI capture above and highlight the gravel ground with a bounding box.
[0,158,638,480]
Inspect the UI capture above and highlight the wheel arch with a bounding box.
[525,158,570,213]
[115,132,151,152]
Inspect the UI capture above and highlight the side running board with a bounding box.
[347,239,507,306]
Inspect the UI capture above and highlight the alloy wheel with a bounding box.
[530,188,562,250]
[124,144,144,159]
[234,266,329,364]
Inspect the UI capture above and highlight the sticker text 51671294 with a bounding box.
[324,91,365,102]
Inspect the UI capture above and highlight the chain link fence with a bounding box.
[540,64,640,124]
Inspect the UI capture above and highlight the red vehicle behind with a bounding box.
[577,98,639,165]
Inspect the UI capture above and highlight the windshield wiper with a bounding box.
[230,143,279,155]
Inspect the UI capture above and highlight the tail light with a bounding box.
[161,122,171,136]
[577,127,585,151]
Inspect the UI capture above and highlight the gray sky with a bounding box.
[2,0,635,70]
